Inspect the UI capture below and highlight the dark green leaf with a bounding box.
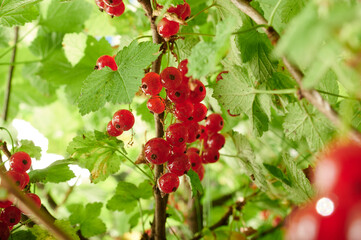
[263,163,291,186]
[186,169,204,197]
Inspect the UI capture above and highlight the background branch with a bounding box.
[230,0,361,143]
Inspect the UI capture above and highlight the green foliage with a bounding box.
[0,0,41,27]
[67,130,126,183]
[28,159,76,183]
[15,139,42,160]
[30,220,80,240]
[77,40,161,115]
[10,230,36,240]
[186,169,204,197]
[107,180,153,213]
[157,0,183,6]
[68,202,106,238]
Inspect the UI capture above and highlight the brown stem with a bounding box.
[230,0,361,143]
[2,26,19,122]
[0,141,11,172]
[137,1,168,239]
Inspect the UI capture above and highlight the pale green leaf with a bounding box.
[63,33,87,66]
[15,139,42,160]
[0,0,41,27]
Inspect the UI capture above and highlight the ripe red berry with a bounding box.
[174,101,194,122]
[216,71,228,82]
[103,0,122,6]
[206,133,225,150]
[26,193,42,209]
[194,164,205,181]
[189,80,206,103]
[0,206,21,226]
[187,151,201,171]
[112,109,135,131]
[202,148,220,164]
[147,96,166,114]
[199,125,208,140]
[180,2,191,20]
[0,200,12,209]
[160,67,182,90]
[105,2,125,17]
[107,121,123,137]
[167,4,186,17]
[144,138,172,165]
[167,153,191,176]
[205,113,224,133]
[141,72,162,96]
[187,147,200,155]
[178,59,188,76]
[167,83,190,103]
[157,18,180,38]
[0,221,10,240]
[158,172,180,193]
[192,103,207,122]
[10,151,32,172]
[95,0,105,10]
[185,121,200,143]
[172,144,186,155]
[7,170,28,189]
[95,55,117,71]
[166,123,188,147]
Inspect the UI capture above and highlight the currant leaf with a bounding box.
[0,0,41,27]
[30,220,80,240]
[15,139,42,160]
[28,159,76,183]
[186,169,204,197]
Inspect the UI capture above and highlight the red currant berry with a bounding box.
[147,96,166,114]
[167,83,190,104]
[112,109,135,131]
[160,67,182,90]
[205,113,224,133]
[26,193,42,209]
[166,123,188,147]
[158,172,180,193]
[174,101,194,122]
[202,148,220,164]
[0,200,12,209]
[172,144,187,155]
[95,0,105,10]
[7,170,28,189]
[103,0,122,6]
[178,59,188,76]
[189,80,206,103]
[187,147,200,155]
[194,164,205,181]
[95,55,117,71]
[107,121,123,137]
[206,133,225,150]
[157,18,180,39]
[216,71,228,82]
[10,151,32,172]
[199,125,208,140]
[187,151,201,170]
[0,221,10,240]
[167,4,186,17]
[105,2,125,17]
[144,138,172,165]
[167,153,191,176]
[192,103,207,122]
[141,72,162,96]
[185,121,200,143]
[0,206,21,226]
[180,2,191,20]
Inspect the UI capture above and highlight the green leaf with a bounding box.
[77,40,161,115]
[30,220,80,240]
[213,64,270,136]
[283,102,334,151]
[15,139,42,160]
[186,169,204,197]
[66,130,125,183]
[10,230,36,240]
[40,0,92,33]
[29,29,64,59]
[28,159,76,183]
[68,202,106,238]
[188,17,236,78]
[263,163,291,186]
[157,0,183,6]
[63,33,87,66]
[0,0,41,27]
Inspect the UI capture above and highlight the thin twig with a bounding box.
[2,26,19,122]
[229,0,361,143]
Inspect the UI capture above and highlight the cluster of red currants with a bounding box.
[95,0,125,18]
[156,1,191,38]
[142,59,225,194]
[0,152,41,240]
[107,109,135,137]
[286,141,361,240]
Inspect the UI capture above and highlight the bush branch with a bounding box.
[230,0,361,143]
